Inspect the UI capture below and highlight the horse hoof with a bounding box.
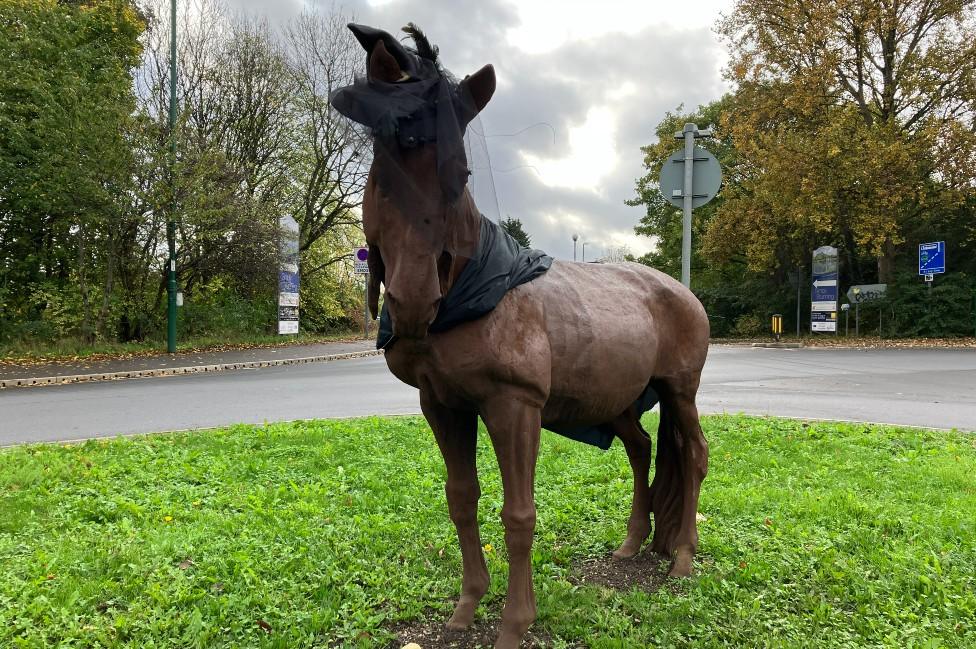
[668,545,694,577]
[493,629,524,649]
[446,605,476,630]
[611,545,639,560]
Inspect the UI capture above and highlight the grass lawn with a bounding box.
[1,415,974,648]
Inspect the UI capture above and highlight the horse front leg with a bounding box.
[480,398,541,649]
[421,396,489,630]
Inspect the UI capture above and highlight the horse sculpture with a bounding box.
[331,23,710,649]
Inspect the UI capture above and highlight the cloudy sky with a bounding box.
[229,0,734,260]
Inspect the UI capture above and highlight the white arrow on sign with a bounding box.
[813,279,837,288]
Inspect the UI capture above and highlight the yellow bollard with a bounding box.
[771,314,783,342]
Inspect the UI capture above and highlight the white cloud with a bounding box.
[521,106,618,193]
[506,0,731,54]
[221,0,734,259]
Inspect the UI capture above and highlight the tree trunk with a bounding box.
[877,237,895,284]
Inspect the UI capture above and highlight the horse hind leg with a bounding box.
[650,376,709,577]
[608,408,653,560]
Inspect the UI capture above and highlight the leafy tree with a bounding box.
[500,216,532,248]
[629,99,734,281]
[0,0,145,341]
[716,0,976,282]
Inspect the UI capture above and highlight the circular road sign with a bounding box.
[658,146,722,209]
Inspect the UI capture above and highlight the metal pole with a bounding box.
[796,265,801,337]
[582,242,587,263]
[363,278,369,339]
[845,308,849,336]
[681,123,695,288]
[855,303,859,337]
[166,0,178,353]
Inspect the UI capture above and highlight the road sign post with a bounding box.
[166,0,178,353]
[658,124,722,288]
[278,216,300,335]
[919,241,945,292]
[354,246,370,338]
[811,246,839,334]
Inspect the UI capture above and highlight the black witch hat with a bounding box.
[330,23,480,201]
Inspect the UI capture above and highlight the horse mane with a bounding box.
[401,23,439,65]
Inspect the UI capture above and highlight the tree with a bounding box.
[630,100,792,336]
[283,10,369,282]
[629,99,734,281]
[0,0,144,341]
[500,216,532,248]
[716,0,976,282]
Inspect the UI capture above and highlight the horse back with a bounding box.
[385,260,708,422]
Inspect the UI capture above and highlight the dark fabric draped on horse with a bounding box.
[329,22,710,649]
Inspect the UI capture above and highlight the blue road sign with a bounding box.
[811,272,838,304]
[918,241,946,275]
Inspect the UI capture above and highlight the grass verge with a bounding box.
[0,331,368,366]
[1,415,974,648]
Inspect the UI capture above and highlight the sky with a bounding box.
[226,0,734,260]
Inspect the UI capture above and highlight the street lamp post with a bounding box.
[166,0,178,353]
[572,233,578,262]
[581,242,588,263]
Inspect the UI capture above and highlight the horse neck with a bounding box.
[446,186,484,281]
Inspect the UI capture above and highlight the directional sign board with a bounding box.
[353,247,369,274]
[658,146,722,209]
[846,284,887,304]
[918,241,945,275]
[811,246,838,333]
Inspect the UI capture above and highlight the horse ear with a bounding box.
[368,274,382,320]
[368,40,404,83]
[459,64,496,114]
[367,249,385,320]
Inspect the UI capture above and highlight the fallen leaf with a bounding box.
[256,619,272,633]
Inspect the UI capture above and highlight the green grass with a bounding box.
[0,331,366,364]
[1,415,974,648]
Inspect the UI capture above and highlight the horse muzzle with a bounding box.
[386,293,441,339]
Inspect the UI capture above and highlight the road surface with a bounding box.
[1,346,973,445]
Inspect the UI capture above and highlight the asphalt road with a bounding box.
[1,346,973,445]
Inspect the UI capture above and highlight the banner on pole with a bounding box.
[278,216,300,335]
[811,246,838,333]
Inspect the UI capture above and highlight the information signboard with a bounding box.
[811,246,838,333]
[278,216,300,335]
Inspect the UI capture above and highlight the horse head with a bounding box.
[331,23,495,339]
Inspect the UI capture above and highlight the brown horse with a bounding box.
[336,24,709,649]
